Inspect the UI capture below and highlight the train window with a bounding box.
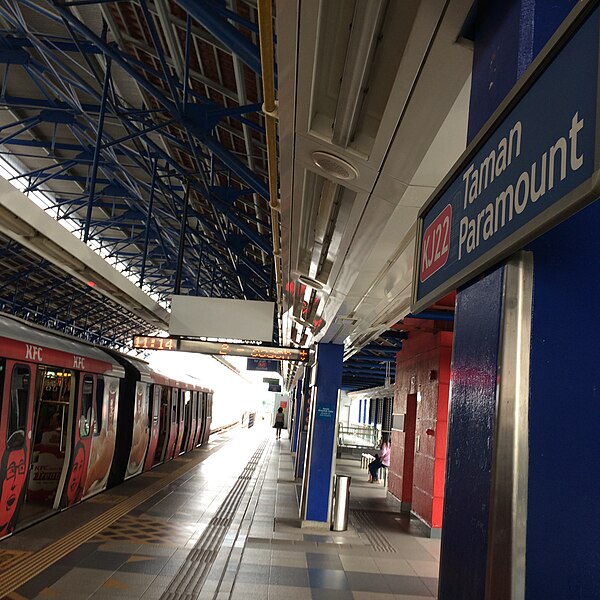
[183,391,191,422]
[33,367,73,449]
[37,367,73,403]
[8,365,30,444]
[152,387,160,425]
[94,376,104,436]
[171,389,178,423]
[80,375,93,438]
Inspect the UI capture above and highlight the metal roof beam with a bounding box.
[173,0,262,76]
[361,343,402,353]
[346,356,396,364]
[49,4,270,200]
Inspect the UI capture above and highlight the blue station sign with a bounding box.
[413,2,600,312]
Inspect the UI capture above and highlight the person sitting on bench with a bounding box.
[368,432,390,483]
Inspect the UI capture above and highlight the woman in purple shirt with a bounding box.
[368,432,391,483]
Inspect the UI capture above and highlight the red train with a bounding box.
[0,313,213,540]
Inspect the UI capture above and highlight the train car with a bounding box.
[0,314,213,541]
[0,313,124,538]
[107,355,212,486]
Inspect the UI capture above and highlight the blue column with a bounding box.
[439,1,521,595]
[290,378,303,454]
[361,398,367,424]
[525,204,600,599]
[521,3,598,598]
[294,370,310,479]
[439,1,578,599]
[301,343,343,524]
[438,268,504,598]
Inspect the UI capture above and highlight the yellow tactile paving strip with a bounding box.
[0,452,209,598]
[87,494,129,505]
[0,549,33,571]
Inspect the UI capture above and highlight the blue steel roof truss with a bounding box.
[0,0,276,344]
[0,230,153,349]
[341,333,407,392]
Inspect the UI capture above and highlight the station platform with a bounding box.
[0,424,440,600]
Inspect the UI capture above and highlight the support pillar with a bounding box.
[294,369,310,480]
[300,343,343,526]
[290,378,303,454]
[438,1,578,599]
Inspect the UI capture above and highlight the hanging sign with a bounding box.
[413,2,600,312]
[179,340,310,362]
[247,358,279,372]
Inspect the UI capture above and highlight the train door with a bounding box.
[144,385,161,471]
[125,382,150,478]
[175,391,188,455]
[16,365,74,527]
[194,392,204,447]
[186,392,198,452]
[60,373,95,508]
[0,360,33,539]
[83,376,119,498]
[198,392,208,446]
[153,385,171,465]
[166,388,179,461]
[202,393,213,445]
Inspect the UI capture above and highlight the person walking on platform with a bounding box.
[274,407,285,440]
[368,432,391,483]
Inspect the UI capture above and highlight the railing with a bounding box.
[338,424,379,448]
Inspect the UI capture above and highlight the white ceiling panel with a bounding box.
[277,0,475,359]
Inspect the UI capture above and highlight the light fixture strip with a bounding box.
[332,0,388,147]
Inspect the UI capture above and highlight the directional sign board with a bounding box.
[413,2,600,312]
[133,337,310,362]
[178,340,310,362]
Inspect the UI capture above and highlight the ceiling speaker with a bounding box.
[311,151,358,180]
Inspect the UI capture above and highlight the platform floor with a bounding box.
[0,424,440,600]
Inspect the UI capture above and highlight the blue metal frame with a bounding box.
[174,0,262,76]
[0,0,276,323]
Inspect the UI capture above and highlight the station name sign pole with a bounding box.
[412,1,600,312]
[132,336,310,362]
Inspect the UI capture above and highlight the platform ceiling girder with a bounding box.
[0,231,154,349]
[45,3,271,199]
[174,0,262,77]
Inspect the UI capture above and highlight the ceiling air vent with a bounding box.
[311,151,358,181]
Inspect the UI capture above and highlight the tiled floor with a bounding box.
[0,425,440,599]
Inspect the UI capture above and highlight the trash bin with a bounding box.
[331,475,351,531]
